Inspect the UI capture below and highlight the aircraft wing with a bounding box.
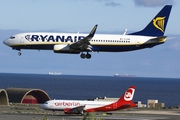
[64,106,85,114]
[70,24,98,51]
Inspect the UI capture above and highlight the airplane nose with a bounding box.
[40,104,44,108]
[40,104,46,109]
[3,39,9,46]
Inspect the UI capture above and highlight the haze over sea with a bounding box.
[0,73,180,107]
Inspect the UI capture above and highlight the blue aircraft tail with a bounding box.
[129,5,172,37]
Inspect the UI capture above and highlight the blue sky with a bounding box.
[0,0,179,33]
[1,0,180,78]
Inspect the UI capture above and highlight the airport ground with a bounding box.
[0,103,180,120]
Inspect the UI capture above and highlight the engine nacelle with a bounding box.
[54,44,70,52]
[64,108,82,114]
[53,44,80,54]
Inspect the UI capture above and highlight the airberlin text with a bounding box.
[25,35,85,42]
[54,101,80,107]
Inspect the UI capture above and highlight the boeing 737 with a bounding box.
[3,5,172,59]
[40,86,136,114]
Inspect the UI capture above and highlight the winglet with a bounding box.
[87,24,98,38]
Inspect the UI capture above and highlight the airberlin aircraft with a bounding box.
[3,5,172,59]
[40,86,136,114]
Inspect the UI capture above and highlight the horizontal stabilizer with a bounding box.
[150,36,167,42]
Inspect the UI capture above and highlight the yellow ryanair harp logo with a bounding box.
[153,17,166,32]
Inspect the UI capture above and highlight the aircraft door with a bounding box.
[20,36,24,43]
[136,37,140,47]
[113,103,117,109]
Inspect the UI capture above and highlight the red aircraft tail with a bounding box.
[116,86,136,109]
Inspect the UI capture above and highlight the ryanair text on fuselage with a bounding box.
[25,35,85,42]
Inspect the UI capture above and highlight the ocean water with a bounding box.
[0,73,180,107]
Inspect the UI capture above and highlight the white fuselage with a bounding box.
[41,99,114,111]
[3,32,164,52]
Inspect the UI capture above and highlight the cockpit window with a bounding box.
[10,36,15,39]
[45,102,48,104]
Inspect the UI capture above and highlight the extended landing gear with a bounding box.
[18,51,22,56]
[17,50,22,56]
[80,52,91,59]
[80,110,84,115]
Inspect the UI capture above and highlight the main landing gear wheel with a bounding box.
[86,53,91,59]
[80,110,84,115]
[80,53,86,59]
[80,53,92,59]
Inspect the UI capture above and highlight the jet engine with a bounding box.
[53,44,80,54]
[54,44,70,51]
[64,107,84,114]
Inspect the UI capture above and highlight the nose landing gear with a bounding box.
[18,51,22,56]
[17,49,22,56]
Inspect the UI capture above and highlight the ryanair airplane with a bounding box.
[3,5,172,59]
